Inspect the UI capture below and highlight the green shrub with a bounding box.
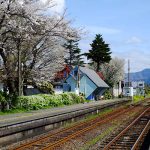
[80,95,86,103]
[37,94,63,107]
[0,91,9,111]
[133,95,144,103]
[17,95,48,110]
[36,81,54,94]
[118,93,123,98]
[0,91,6,103]
[67,92,84,103]
[104,90,112,100]
[17,92,86,111]
[145,84,150,95]
[61,93,73,105]
[48,95,63,106]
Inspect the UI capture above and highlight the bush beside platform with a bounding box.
[15,92,86,111]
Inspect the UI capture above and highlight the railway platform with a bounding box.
[0,98,129,127]
[0,98,130,147]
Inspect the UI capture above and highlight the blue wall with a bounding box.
[65,73,97,99]
[79,75,97,99]
[64,67,107,100]
[66,76,77,91]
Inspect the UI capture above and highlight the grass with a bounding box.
[0,104,62,115]
[133,95,144,103]
[85,108,113,121]
[0,108,28,115]
[63,108,114,129]
[145,94,150,98]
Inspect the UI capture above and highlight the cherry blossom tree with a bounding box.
[0,0,81,96]
[100,57,125,87]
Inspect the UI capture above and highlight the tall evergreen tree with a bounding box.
[64,40,84,66]
[84,34,112,71]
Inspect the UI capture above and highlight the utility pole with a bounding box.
[17,38,22,96]
[128,59,133,103]
[128,59,130,87]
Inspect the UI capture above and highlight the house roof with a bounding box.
[97,72,105,80]
[54,64,72,81]
[79,67,109,88]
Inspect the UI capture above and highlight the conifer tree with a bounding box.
[64,40,84,66]
[84,34,112,71]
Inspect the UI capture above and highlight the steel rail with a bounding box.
[103,107,150,150]
[41,107,138,150]
[14,107,130,150]
[131,120,150,150]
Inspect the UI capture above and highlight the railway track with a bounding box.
[11,106,140,150]
[102,107,150,150]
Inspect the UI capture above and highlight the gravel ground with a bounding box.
[57,106,144,150]
[6,105,142,150]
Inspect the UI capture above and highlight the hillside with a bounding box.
[126,69,150,85]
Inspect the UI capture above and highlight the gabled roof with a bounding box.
[79,67,109,88]
[97,72,105,80]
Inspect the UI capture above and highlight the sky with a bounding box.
[46,0,150,73]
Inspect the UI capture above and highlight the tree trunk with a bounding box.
[6,78,17,95]
[96,62,100,72]
[111,87,114,99]
[1,102,6,111]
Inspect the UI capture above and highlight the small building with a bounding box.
[123,81,145,96]
[24,85,42,95]
[53,65,72,94]
[123,87,134,97]
[54,65,72,82]
[63,66,109,100]
[113,81,124,97]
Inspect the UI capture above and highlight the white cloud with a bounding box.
[51,0,65,14]
[113,49,150,72]
[87,26,121,35]
[41,0,65,14]
[126,36,142,44]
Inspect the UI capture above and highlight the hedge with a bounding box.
[17,92,86,110]
[17,95,49,110]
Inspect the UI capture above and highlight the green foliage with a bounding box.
[0,91,6,103]
[145,84,150,95]
[84,34,112,71]
[67,92,85,103]
[81,126,115,150]
[61,93,72,105]
[133,95,144,103]
[17,92,86,111]
[0,91,18,111]
[10,94,18,107]
[64,39,84,66]
[46,95,63,107]
[118,93,123,98]
[104,89,112,99]
[0,108,27,115]
[36,81,54,94]
[17,95,49,110]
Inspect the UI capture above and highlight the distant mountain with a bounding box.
[126,69,150,85]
